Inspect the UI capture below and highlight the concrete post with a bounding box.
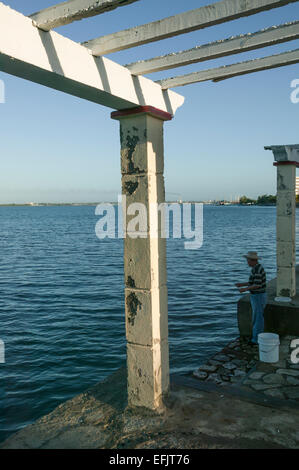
[265,145,299,302]
[111,106,172,410]
[275,162,296,300]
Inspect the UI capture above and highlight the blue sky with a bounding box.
[0,0,299,203]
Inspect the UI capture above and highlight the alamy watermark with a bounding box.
[290,338,299,364]
[95,196,203,250]
[0,339,5,363]
[290,79,299,104]
[0,79,5,104]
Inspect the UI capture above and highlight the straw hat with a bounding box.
[243,251,261,260]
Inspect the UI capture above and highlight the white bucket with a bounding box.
[258,333,280,363]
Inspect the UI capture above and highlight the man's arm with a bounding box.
[235,282,249,287]
[240,265,266,293]
[239,284,260,293]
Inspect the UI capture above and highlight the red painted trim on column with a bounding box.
[273,161,299,168]
[111,106,173,121]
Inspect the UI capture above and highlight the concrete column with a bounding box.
[111,106,171,410]
[265,145,299,302]
[275,162,296,299]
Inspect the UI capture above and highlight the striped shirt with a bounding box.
[249,263,266,294]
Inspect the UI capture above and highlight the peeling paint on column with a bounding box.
[120,126,124,147]
[277,173,286,190]
[120,124,143,174]
[130,386,140,402]
[127,276,136,288]
[126,292,142,326]
[286,201,292,216]
[123,180,139,195]
[124,133,141,174]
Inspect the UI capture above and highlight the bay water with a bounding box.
[0,204,295,442]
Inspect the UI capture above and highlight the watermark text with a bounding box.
[95,196,203,250]
[0,339,5,363]
[290,79,299,104]
[290,338,299,364]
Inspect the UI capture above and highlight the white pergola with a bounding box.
[1,0,298,411]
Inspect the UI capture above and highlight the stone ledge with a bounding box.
[192,335,299,404]
[2,365,299,449]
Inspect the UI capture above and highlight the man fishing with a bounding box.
[235,251,267,345]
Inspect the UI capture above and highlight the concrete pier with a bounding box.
[1,335,299,449]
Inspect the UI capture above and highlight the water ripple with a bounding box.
[0,205,297,442]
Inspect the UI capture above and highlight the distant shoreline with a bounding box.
[0,202,101,207]
[0,202,282,207]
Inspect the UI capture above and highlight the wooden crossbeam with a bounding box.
[0,3,184,113]
[30,0,141,31]
[82,0,299,55]
[156,49,299,88]
[126,21,299,75]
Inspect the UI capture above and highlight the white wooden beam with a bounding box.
[30,0,141,31]
[82,0,299,55]
[0,3,184,114]
[126,21,299,75]
[156,48,299,88]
